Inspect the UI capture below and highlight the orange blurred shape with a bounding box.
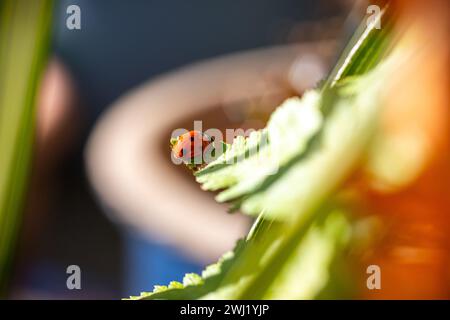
[357,0,450,299]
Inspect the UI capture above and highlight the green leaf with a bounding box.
[126,239,247,300]
[257,209,352,299]
[195,65,385,221]
[131,4,395,300]
[193,4,394,222]
[128,209,275,300]
[200,206,354,300]
[196,92,322,201]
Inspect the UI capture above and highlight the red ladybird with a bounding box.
[170,131,211,168]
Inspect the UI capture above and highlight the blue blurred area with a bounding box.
[123,231,202,296]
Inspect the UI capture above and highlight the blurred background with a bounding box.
[2,0,448,300]
[3,0,358,299]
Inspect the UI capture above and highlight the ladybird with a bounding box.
[170,130,212,170]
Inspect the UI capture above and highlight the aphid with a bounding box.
[170,130,212,170]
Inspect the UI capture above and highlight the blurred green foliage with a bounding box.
[0,0,53,294]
